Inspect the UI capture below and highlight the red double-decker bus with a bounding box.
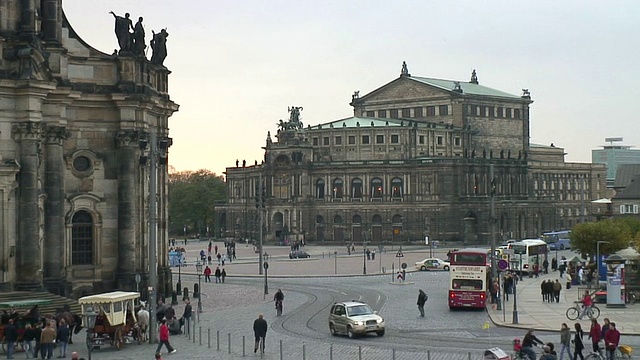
[448,248,489,309]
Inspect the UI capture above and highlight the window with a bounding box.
[366,111,375,117]
[437,136,443,145]
[488,107,495,117]
[332,178,343,198]
[348,136,356,144]
[378,110,387,118]
[316,179,325,199]
[426,106,435,116]
[391,134,399,144]
[419,135,425,144]
[73,156,92,172]
[323,137,329,145]
[72,211,93,265]
[514,109,521,119]
[479,106,486,117]
[506,108,512,118]
[390,109,398,118]
[620,205,639,214]
[414,107,423,117]
[439,105,448,116]
[391,177,403,198]
[351,178,363,199]
[371,178,383,199]
[313,138,318,146]
[454,137,461,146]
[362,135,370,144]
[402,108,411,117]
[376,135,384,144]
[497,107,504,118]
[335,136,342,145]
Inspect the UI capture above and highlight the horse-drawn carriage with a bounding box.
[0,299,52,354]
[79,291,141,350]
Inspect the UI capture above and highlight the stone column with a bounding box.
[12,122,44,290]
[43,125,70,295]
[115,130,140,290]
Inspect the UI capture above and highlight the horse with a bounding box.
[55,307,82,344]
[136,301,149,343]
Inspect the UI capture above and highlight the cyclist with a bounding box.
[578,290,593,320]
[253,313,268,353]
[522,329,545,360]
[274,289,285,315]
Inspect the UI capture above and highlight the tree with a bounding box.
[168,169,226,237]
[570,220,632,257]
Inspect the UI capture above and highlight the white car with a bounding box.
[415,258,450,271]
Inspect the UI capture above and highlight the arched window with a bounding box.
[371,178,383,199]
[334,215,343,224]
[316,179,325,199]
[332,178,343,198]
[316,215,324,224]
[372,215,382,225]
[351,178,363,199]
[72,211,93,265]
[392,214,402,223]
[352,215,362,224]
[391,177,403,198]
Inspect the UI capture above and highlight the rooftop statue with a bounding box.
[276,106,304,132]
[109,11,133,54]
[151,29,169,65]
[132,17,146,56]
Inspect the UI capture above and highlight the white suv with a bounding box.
[328,301,385,338]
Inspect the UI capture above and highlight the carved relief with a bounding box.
[44,126,71,145]
[11,122,45,141]
[115,130,148,147]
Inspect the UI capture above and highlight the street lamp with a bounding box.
[334,251,338,274]
[363,232,367,275]
[195,260,203,321]
[84,307,98,360]
[596,241,610,287]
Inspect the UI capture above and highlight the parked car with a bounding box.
[328,301,385,338]
[289,250,310,259]
[415,258,450,271]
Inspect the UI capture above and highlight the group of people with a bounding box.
[541,279,563,303]
[517,318,621,360]
[203,265,227,283]
[154,298,194,356]
[3,318,73,359]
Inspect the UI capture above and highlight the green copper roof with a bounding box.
[409,76,522,99]
[309,116,405,130]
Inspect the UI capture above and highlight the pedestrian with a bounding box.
[155,319,177,355]
[232,248,237,260]
[416,289,428,317]
[253,313,268,353]
[208,241,212,255]
[199,249,206,262]
[603,322,620,360]
[217,253,222,265]
[588,318,601,354]
[57,319,70,358]
[566,273,572,289]
[491,280,499,305]
[156,299,167,322]
[221,268,227,283]
[207,254,212,265]
[23,323,36,358]
[204,265,212,282]
[559,323,572,360]
[347,245,351,255]
[578,267,585,285]
[214,244,218,254]
[351,243,355,252]
[371,250,376,260]
[541,280,546,302]
[574,323,585,360]
[40,320,56,360]
[533,262,540,278]
[215,266,221,283]
[33,320,43,357]
[552,257,558,272]
[366,249,371,260]
[553,279,562,303]
[601,318,610,340]
[4,319,17,359]
[543,259,549,274]
[181,299,192,336]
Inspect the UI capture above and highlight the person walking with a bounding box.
[40,321,56,360]
[603,322,620,360]
[553,279,562,303]
[601,318,610,340]
[181,299,192,336]
[57,319,70,358]
[543,259,549,274]
[4,319,17,359]
[566,273,572,289]
[416,289,428,317]
[589,318,601,354]
[559,323,573,360]
[253,314,268,353]
[204,265,212,282]
[155,319,177,355]
[574,323,585,360]
[23,323,36,359]
[221,268,227,283]
[215,266,222,283]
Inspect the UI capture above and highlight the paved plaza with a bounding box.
[58,240,639,359]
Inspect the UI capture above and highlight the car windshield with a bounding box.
[346,304,373,316]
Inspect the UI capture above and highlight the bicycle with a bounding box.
[566,302,600,320]
[275,299,283,316]
[584,344,633,360]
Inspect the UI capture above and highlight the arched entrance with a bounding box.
[352,215,362,242]
[333,215,344,242]
[316,215,325,242]
[391,214,402,242]
[273,212,284,243]
[371,215,382,242]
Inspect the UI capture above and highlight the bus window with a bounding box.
[451,253,485,265]
[452,279,483,290]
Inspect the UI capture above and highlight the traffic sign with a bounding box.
[401,263,407,269]
[396,250,404,258]
[263,261,269,270]
[497,259,509,271]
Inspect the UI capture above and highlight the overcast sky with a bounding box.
[63,1,640,176]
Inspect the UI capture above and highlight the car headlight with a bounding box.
[376,319,383,324]
[354,321,363,326]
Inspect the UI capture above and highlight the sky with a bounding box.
[63,1,640,177]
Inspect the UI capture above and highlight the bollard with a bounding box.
[428,350,431,360]
[242,335,245,357]
[330,344,333,360]
[192,321,196,343]
[468,352,472,360]
[303,342,306,360]
[359,345,362,360]
[194,283,199,298]
[199,326,202,345]
[183,287,189,300]
[393,348,396,360]
[176,282,181,294]
[217,330,220,351]
[280,339,283,360]
[228,332,231,354]
[171,291,178,305]
[208,328,211,348]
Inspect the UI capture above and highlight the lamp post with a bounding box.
[512,276,519,324]
[363,232,367,275]
[334,251,338,274]
[84,307,97,360]
[596,241,610,287]
[195,260,203,321]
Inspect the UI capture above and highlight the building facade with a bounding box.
[218,64,605,246]
[592,138,640,187]
[0,1,178,297]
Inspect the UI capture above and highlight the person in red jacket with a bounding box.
[604,322,621,360]
[578,290,593,320]
[155,319,177,355]
[589,318,602,354]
